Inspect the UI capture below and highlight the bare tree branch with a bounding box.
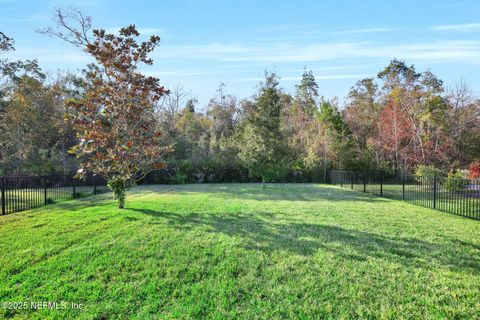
[447,78,473,110]
[37,8,92,47]
[157,84,189,128]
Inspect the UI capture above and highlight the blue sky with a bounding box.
[2,0,480,108]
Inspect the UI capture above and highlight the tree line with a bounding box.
[155,61,480,184]
[1,17,479,187]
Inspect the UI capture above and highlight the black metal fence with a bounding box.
[330,170,480,220]
[141,167,330,184]
[2,169,479,220]
[0,174,108,215]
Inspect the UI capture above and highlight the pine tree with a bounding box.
[294,68,319,116]
[238,72,289,188]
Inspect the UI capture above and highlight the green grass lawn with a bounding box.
[0,183,479,319]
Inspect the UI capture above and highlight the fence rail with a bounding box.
[330,170,480,220]
[0,174,108,215]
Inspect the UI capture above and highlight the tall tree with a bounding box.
[283,68,323,171]
[293,68,319,117]
[173,103,212,182]
[205,83,240,181]
[0,32,44,84]
[42,10,170,208]
[375,60,452,171]
[344,78,381,170]
[319,99,359,170]
[446,79,480,166]
[371,101,415,170]
[157,84,189,134]
[238,72,289,187]
[0,33,77,175]
[207,82,238,138]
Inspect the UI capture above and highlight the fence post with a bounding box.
[43,176,47,205]
[1,176,5,215]
[351,172,354,189]
[433,176,437,209]
[93,175,97,195]
[380,172,383,197]
[402,173,405,201]
[340,172,343,188]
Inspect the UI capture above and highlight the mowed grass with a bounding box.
[0,184,479,319]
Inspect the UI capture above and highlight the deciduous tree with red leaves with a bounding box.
[371,102,415,171]
[42,9,170,208]
[468,161,480,179]
[370,60,452,172]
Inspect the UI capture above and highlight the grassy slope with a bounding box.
[0,184,479,319]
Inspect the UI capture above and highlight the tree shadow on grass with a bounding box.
[38,194,115,213]
[130,208,480,275]
[136,183,387,203]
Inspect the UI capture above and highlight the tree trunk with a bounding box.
[262,178,265,189]
[118,196,125,209]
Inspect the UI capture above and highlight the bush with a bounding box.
[414,165,445,184]
[443,171,467,192]
[169,173,187,184]
[468,161,480,179]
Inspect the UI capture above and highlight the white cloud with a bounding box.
[136,28,166,35]
[153,43,252,60]
[252,26,397,39]
[432,23,480,32]
[362,41,480,62]
[11,39,480,76]
[155,40,480,64]
[328,27,399,35]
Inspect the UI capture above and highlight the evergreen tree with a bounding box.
[294,67,319,116]
[319,100,360,170]
[238,72,289,188]
[185,98,197,113]
[284,68,323,171]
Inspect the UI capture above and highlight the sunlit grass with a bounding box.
[0,183,478,319]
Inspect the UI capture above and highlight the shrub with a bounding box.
[169,173,187,184]
[414,165,445,184]
[468,161,480,179]
[443,171,467,192]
